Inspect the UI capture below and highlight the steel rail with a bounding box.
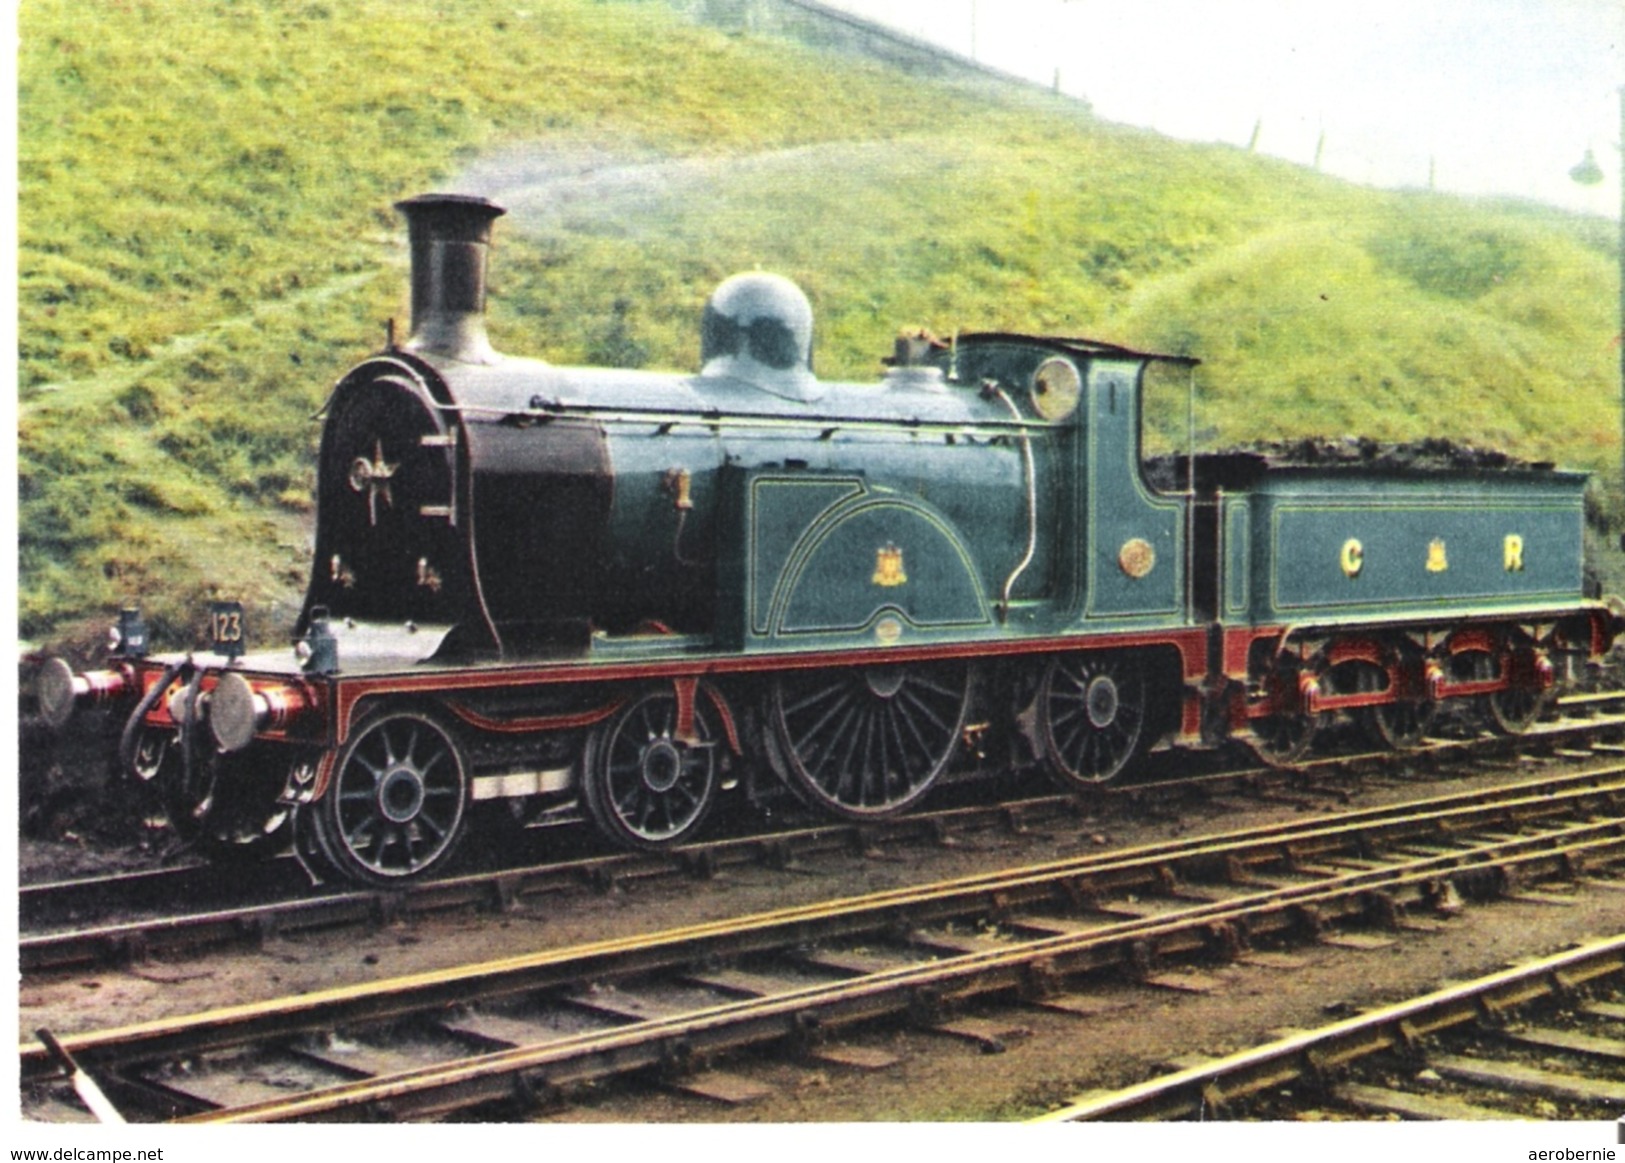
[21,777,1625,1088]
[22,756,1625,976]
[1032,932,1625,1122]
[22,692,1622,944]
[169,825,1625,1122]
[21,758,1625,976]
[16,790,1120,973]
[1113,711,1625,801]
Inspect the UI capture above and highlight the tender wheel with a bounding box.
[1038,651,1147,787]
[1364,699,1437,750]
[1486,685,1546,735]
[1347,659,1436,750]
[1248,712,1320,767]
[583,688,719,849]
[313,708,471,884]
[770,660,971,818]
[1449,648,1545,735]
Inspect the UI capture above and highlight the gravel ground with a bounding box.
[16,744,1625,1128]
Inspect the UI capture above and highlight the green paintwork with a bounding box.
[1229,469,1587,625]
[753,479,992,643]
[1080,359,1186,625]
[311,324,1595,677]
[550,336,1199,656]
[1224,500,1251,619]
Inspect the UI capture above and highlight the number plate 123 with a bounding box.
[209,601,247,659]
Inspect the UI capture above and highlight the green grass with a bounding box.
[18,0,1623,649]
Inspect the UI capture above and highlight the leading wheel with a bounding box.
[770,660,971,818]
[1038,651,1147,787]
[313,708,471,884]
[583,688,719,850]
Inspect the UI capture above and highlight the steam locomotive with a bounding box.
[38,193,1622,885]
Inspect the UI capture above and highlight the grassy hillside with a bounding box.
[18,0,1623,649]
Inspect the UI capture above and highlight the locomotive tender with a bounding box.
[38,193,1622,885]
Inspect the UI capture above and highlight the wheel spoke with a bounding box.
[829,707,868,803]
[784,679,850,717]
[586,690,718,847]
[789,686,858,759]
[908,673,963,700]
[896,685,952,737]
[893,695,936,771]
[1040,653,1145,786]
[806,700,862,782]
[322,712,468,882]
[773,663,969,817]
[859,709,884,806]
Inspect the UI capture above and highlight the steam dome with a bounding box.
[699,272,821,401]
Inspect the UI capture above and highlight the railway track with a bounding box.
[21,701,1625,975]
[21,767,1625,1123]
[1033,933,1625,1122]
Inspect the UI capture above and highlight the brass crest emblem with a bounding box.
[348,439,397,527]
[873,543,908,587]
[1426,538,1449,573]
[1504,534,1524,572]
[1118,538,1156,579]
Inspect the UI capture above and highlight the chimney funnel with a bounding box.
[394,193,506,364]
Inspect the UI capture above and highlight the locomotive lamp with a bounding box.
[110,607,149,658]
[294,608,339,675]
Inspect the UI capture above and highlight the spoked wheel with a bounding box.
[1248,712,1322,767]
[583,688,719,849]
[1348,660,1436,750]
[313,708,471,885]
[1487,683,1547,735]
[1447,649,1544,735]
[1038,651,1148,787]
[1364,699,1437,750]
[1246,653,1321,767]
[770,660,972,818]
